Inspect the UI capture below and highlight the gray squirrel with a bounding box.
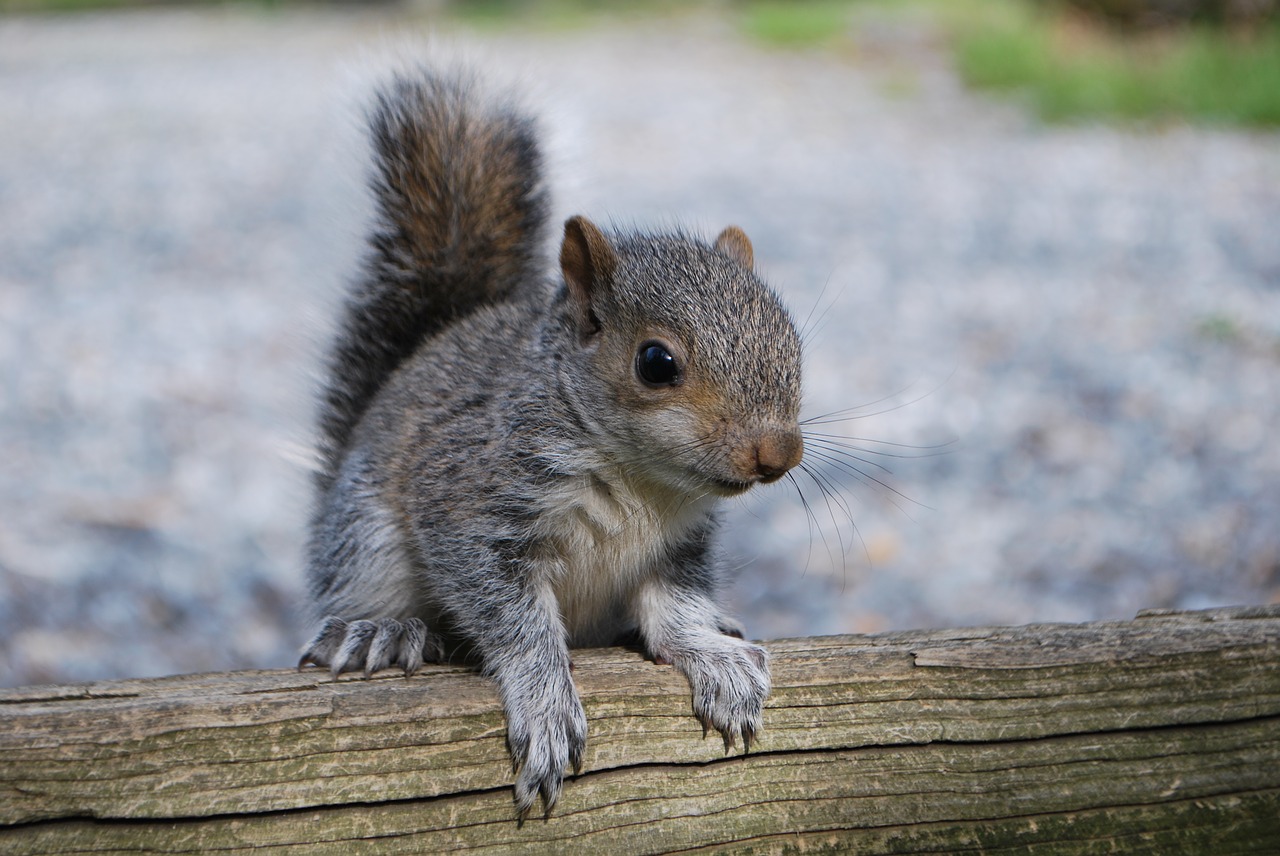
[300,63,804,821]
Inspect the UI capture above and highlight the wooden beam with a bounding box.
[3,605,1279,853]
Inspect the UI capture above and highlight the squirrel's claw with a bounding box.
[398,617,428,677]
[363,618,402,678]
[716,618,747,640]
[299,615,443,679]
[512,764,563,825]
[329,619,377,678]
[297,616,348,672]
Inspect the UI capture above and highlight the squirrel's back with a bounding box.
[316,67,549,490]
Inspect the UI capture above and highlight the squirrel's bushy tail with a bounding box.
[318,66,548,486]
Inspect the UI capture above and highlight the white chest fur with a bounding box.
[536,470,714,647]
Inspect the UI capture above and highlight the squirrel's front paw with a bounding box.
[503,678,588,822]
[674,636,771,753]
[298,615,445,678]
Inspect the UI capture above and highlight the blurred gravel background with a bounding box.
[2,5,1278,687]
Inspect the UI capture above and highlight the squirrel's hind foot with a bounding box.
[298,615,445,678]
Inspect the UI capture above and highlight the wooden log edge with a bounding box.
[2,604,1279,853]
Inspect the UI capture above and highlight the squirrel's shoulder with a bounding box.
[357,289,568,456]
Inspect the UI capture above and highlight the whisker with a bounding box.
[798,274,846,354]
[801,460,863,549]
[801,371,954,427]
[605,431,726,534]
[803,440,896,476]
[784,471,819,580]
[805,445,930,517]
[802,432,956,457]
[801,398,921,426]
[790,467,844,582]
[794,462,848,553]
[798,273,830,338]
[801,396,907,427]
[797,461,867,591]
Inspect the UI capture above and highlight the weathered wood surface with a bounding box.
[2,605,1279,853]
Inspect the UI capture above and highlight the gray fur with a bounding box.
[303,64,803,821]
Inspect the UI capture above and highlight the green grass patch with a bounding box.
[444,0,690,32]
[1196,313,1243,344]
[734,0,1280,126]
[945,0,1280,125]
[739,0,855,48]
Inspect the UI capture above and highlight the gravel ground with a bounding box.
[2,5,1278,687]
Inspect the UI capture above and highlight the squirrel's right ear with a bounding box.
[560,216,617,341]
[714,226,754,270]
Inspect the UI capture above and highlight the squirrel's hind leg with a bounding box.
[299,615,445,678]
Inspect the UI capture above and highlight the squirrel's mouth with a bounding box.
[706,476,755,496]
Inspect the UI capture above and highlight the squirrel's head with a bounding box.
[559,216,803,497]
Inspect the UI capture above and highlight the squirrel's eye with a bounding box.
[636,341,681,386]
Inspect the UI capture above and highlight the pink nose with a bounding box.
[754,431,803,482]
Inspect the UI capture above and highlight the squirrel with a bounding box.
[299,63,804,821]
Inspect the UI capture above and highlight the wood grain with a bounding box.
[3,606,1278,853]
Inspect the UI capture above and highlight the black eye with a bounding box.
[636,341,681,386]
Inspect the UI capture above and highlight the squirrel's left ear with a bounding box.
[561,215,616,341]
[714,226,754,270]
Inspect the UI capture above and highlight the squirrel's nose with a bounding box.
[753,430,804,483]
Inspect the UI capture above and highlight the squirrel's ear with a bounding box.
[714,226,754,270]
[560,216,616,339]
